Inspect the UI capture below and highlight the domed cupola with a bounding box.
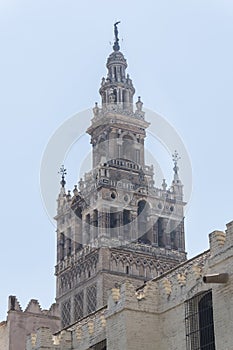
[106,50,127,83]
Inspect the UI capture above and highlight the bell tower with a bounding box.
[90,22,146,170]
[55,23,186,329]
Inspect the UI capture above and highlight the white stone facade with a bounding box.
[25,220,233,350]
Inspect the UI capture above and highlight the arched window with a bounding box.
[66,227,72,256]
[67,238,72,256]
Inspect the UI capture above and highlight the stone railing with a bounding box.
[107,158,140,170]
[120,242,187,261]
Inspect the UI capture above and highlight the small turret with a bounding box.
[57,165,68,212]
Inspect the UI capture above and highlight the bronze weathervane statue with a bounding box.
[113,21,121,51]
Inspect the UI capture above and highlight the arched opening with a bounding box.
[114,66,117,80]
[158,218,165,247]
[136,149,140,164]
[93,209,98,239]
[122,134,135,161]
[123,209,131,238]
[74,206,83,252]
[123,89,128,104]
[110,207,120,238]
[59,233,65,260]
[85,214,90,244]
[67,238,72,256]
[137,200,151,244]
[170,230,178,250]
[96,137,107,165]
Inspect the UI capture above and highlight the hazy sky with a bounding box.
[0,0,232,319]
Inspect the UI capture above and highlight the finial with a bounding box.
[172,150,181,179]
[78,178,84,191]
[162,179,167,191]
[73,184,78,196]
[172,150,180,170]
[113,21,121,51]
[136,96,143,111]
[93,102,99,117]
[58,165,67,188]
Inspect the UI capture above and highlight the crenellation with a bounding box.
[8,295,23,312]
[25,299,43,314]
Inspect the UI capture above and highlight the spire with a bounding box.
[58,165,67,188]
[113,21,121,51]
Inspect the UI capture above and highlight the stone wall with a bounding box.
[26,220,233,350]
[0,321,8,350]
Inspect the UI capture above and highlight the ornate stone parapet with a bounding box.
[177,273,186,286]
[162,278,172,296]
[111,287,121,303]
[26,328,72,350]
[71,308,107,349]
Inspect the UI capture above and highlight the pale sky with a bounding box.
[0,0,233,319]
